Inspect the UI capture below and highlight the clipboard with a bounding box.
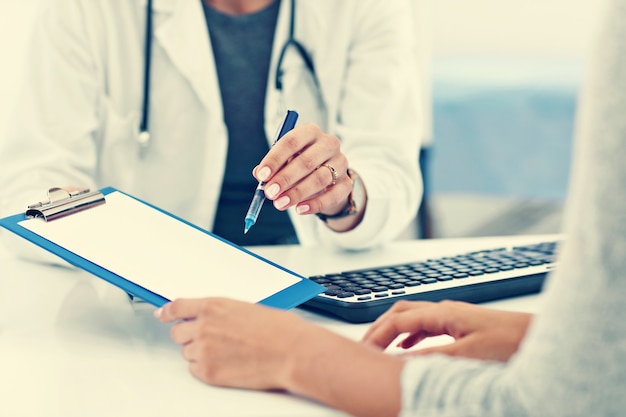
[0,187,324,309]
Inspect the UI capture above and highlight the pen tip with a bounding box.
[244,218,254,234]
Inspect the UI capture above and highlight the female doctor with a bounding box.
[0,0,423,249]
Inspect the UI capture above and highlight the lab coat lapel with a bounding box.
[153,0,222,117]
[264,0,292,143]
[264,0,328,141]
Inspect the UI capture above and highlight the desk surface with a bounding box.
[0,233,555,417]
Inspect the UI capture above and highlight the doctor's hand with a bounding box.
[253,123,364,232]
[361,300,533,362]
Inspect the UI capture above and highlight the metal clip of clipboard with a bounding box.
[26,187,106,221]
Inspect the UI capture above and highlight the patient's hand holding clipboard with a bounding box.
[0,187,324,309]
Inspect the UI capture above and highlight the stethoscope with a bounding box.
[138,0,317,155]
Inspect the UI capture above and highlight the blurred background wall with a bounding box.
[426,0,607,237]
[0,0,609,238]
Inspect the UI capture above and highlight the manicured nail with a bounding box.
[274,196,290,210]
[296,204,309,214]
[266,183,280,199]
[258,166,271,181]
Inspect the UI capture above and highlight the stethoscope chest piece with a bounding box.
[137,130,151,158]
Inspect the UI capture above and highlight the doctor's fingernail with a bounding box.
[274,196,290,210]
[266,183,280,199]
[258,166,271,181]
[153,308,162,318]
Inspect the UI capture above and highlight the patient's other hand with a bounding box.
[361,300,532,362]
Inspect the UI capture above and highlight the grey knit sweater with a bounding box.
[400,2,626,416]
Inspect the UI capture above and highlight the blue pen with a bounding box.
[244,110,299,234]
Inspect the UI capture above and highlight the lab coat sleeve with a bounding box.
[314,0,423,249]
[0,0,100,260]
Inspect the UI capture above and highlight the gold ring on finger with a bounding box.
[321,164,338,186]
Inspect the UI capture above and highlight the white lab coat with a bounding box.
[0,0,423,250]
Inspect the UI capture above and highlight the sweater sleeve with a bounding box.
[399,1,626,416]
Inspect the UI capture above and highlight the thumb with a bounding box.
[405,335,483,359]
[155,298,206,322]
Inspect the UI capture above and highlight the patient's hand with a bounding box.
[156,298,405,417]
[361,300,533,362]
[155,297,312,389]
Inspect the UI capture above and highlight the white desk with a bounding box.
[0,234,555,417]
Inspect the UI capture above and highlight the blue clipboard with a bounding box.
[0,187,324,309]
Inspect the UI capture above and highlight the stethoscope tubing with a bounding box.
[139,0,316,145]
[140,0,153,141]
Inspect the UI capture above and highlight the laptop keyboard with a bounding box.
[302,241,558,323]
